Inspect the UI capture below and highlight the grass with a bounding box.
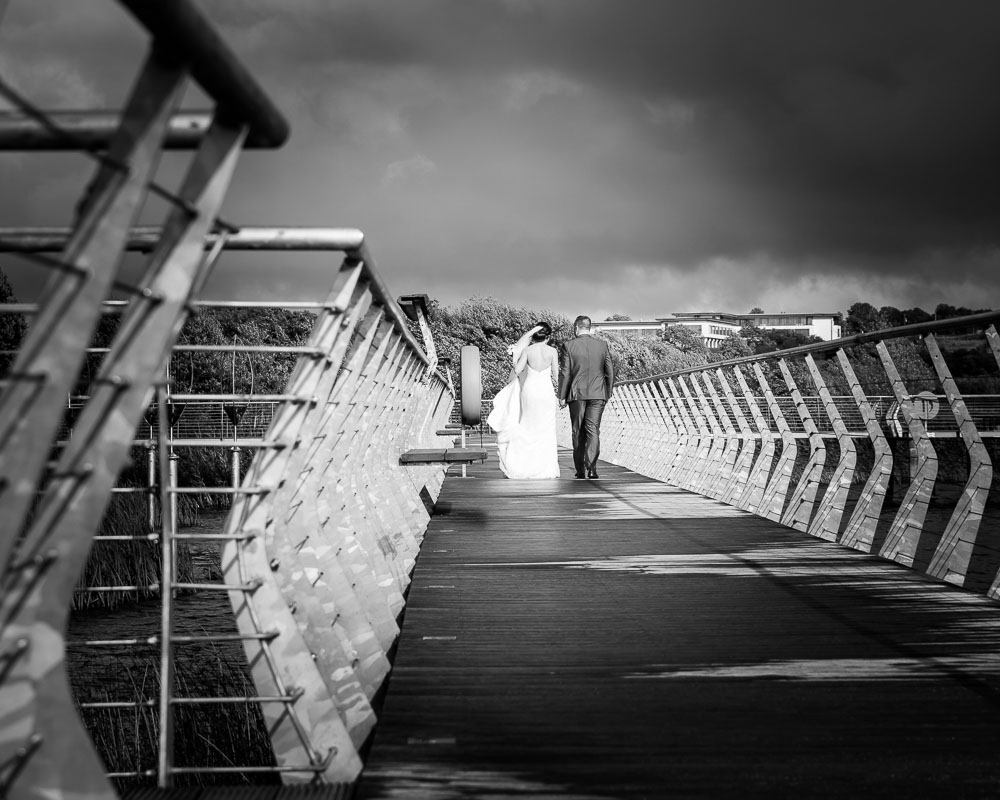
[73,489,200,611]
[73,645,278,788]
[68,513,280,789]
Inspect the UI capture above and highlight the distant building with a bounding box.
[591,311,843,349]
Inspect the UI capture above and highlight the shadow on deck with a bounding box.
[357,445,1000,799]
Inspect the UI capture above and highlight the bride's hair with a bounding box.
[530,321,552,342]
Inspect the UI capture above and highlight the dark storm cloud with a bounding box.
[2,1,999,315]
[278,0,1000,264]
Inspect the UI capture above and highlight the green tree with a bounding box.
[709,332,752,362]
[601,331,706,381]
[420,297,709,398]
[765,329,822,351]
[170,307,315,396]
[661,324,707,357]
[902,307,933,325]
[878,306,905,329]
[729,325,820,356]
[425,296,572,399]
[605,313,632,321]
[825,338,938,395]
[0,269,27,377]
[844,302,881,334]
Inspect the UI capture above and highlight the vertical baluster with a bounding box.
[836,348,892,552]
[983,326,1000,599]
[803,353,857,541]
[752,362,797,523]
[678,376,717,495]
[714,367,758,506]
[632,384,660,477]
[778,358,827,532]
[875,340,937,567]
[923,333,993,587]
[665,378,699,490]
[641,382,676,482]
[733,366,774,513]
[616,386,643,472]
[654,380,685,486]
[689,373,731,499]
[156,385,175,787]
[638,383,666,482]
[695,372,739,499]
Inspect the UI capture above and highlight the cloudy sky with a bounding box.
[1,0,999,321]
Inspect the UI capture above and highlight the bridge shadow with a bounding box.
[359,447,1000,799]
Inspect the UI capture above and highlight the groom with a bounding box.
[558,315,615,479]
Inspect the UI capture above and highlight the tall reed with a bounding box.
[72,644,277,788]
[73,486,199,610]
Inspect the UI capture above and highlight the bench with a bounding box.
[399,448,488,465]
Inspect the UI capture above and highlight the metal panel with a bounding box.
[876,341,937,567]
[598,316,1000,601]
[803,354,857,542]
[680,375,725,498]
[667,377,704,491]
[714,368,758,507]
[752,363,797,523]
[836,349,892,552]
[923,334,993,586]
[693,372,739,500]
[778,358,826,532]
[733,366,775,514]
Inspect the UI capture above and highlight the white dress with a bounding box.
[488,362,560,479]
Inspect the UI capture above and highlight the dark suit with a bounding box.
[558,333,614,477]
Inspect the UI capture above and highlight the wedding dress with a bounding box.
[488,361,560,479]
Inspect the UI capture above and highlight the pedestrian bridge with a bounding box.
[1,3,999,798]
[358,451,1000,799]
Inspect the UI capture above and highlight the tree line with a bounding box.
[2,272,997,405]
[842,302,992,335]
[420,296,709,400]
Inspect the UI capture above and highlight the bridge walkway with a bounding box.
[357,445,1000,799]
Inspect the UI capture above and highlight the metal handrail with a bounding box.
[0,232,456,789]
[0,226,443,377]
[0,111,215,150]
[619,310,1000,384]
[0,1,295,795]
[118,0,288,147]
[570,312,1000,603]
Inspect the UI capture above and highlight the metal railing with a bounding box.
[0,1,284,795]
[1,233,454,791]
[563,313,1000,600]
[0,2,453,795]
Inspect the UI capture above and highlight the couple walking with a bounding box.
[487,315,614,480]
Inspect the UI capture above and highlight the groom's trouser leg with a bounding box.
[582,400,606,470]
[568,400,587,475]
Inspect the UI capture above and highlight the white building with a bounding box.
[591,311,843,349]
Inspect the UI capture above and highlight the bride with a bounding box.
[487,322,560,479]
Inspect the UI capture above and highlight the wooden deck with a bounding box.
[357,445,1000,799]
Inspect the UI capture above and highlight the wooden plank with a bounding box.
[358,444,1000,798]
[399,448,487,465]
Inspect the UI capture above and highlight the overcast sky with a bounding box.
[2,1,999,321]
